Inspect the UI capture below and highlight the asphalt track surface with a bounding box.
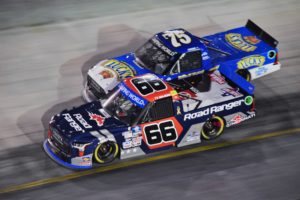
[0,0,300,199]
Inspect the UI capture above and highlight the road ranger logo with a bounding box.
[103,59,136,80]
[237,55,265,69]
[184,99,244,121]
[225,33,260,52]
[63,113,84,132]
[73,114,92,129]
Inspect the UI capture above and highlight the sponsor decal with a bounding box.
[73,114,92,129]
[154,93,171,100]
[98,70,114,79]
[77,156,92,166]
[132,126,142,136]
[210,73,225,84]
[221,88,241,97]
[202,52,210,61]
[122,141,132,149]
[226,113,256,127]
[89,113,105,126]
[255,66,268,76]
[244,36,260,45]
[186,131,200,142]
[225,33,260,52]
[119,83,146,107]
[176,106,182,115]
[122,131,133,139]
[103,59,136,80]
[184,99,244,121]
[122,126,143,149]
[237,55,265,69]
[178,70,204,80]
[179,90,197,99]
[63,113,84,132]
[122,137,142,149]
[151,37,177,56]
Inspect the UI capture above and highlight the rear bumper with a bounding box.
[43,140,92,170]
[249,62,281,80]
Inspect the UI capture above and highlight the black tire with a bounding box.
[201,116,225,140]
[237,69,251,81]
[94,141,119,164]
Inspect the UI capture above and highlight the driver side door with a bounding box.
[138,97,183,150]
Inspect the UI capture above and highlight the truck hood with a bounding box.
[51,101,128,139]
[87,53,149,93]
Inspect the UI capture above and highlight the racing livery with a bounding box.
[83,20,280,102]
[44,72,256,169]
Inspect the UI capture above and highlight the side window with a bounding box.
[140,97,174,123]
[179,51,202,72]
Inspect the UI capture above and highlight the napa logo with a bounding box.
[103,59,136,80]
[237,55,265,69]
[225,33,260,52]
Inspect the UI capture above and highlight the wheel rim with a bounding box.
[202,117,224,140]
[237,70,250,81]
[94,141,119,164]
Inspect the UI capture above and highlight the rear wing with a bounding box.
[246,20,278,48]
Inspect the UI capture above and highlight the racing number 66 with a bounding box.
[144,121,177,146]
[131,78,167,96]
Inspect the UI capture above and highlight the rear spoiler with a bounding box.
[246,19,278,48]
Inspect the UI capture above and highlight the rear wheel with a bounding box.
[94,141,119,164]
[201,116,225,140]
[237,69,251,81]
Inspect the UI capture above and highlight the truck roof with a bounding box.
[155,28,208,54]
[119,74,177,106]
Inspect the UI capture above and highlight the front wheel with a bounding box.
[201,116,225,140]
[94,141,119,164]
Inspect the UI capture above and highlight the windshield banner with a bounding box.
[118,83,148,108]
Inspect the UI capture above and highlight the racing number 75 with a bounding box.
[144,121,177,146]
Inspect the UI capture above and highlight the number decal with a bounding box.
[159,121,177,141]
[131,78,167,96]
[144,124,162,145]
[162,30,192,47]
[144,120,178,146]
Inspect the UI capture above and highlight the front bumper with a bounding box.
[82,76,108,102]
[82,81,98,102]
[43,139,92,170]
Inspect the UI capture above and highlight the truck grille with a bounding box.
[87,75,106,99]
[49,127,70,155]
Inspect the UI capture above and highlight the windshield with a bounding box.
[102,89,143,125]
[135,37,177,75]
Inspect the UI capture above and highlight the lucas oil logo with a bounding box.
[237,55,265,69]
[225,33,260,52]
[103,59,136,80]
